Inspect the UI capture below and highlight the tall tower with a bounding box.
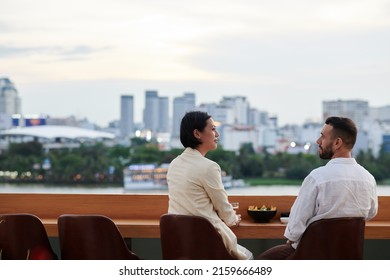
[143,90,169,134]
[144,90,159,133]
[172,93,196,137]
[158,96,169,133]
[120,95,134,139]
[0,78,21,115]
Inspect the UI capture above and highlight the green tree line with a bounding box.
[0,140,389,185]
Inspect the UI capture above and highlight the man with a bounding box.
[257,116,378,259]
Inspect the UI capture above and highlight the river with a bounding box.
[1,183,390,196]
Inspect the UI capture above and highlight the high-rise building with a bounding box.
[220,96,249,125]
[322,99,369,129]
[197,103,235,125]
[0,77,21,115]
[249,108,270,127]
[158,96,169,133]
[172,93,196,137]
[370,105,390,122]
[323,99,370,155]
[120,95,134,139]
[143,90,169,133]
[144,90,159,133]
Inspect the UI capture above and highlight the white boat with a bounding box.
[221,172,246,188]
[123,163,244,191]
[223,178,246,188]
[123,163,168,191]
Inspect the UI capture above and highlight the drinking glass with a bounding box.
[230,202,239,210]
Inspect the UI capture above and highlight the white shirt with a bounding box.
[285,157,378,249]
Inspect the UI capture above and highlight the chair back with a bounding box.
[58,214,139,260]
[0,213,57,260]
[159,213,236,260]
[290,217,365,260]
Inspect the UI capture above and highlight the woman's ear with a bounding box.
[193,129,201,140]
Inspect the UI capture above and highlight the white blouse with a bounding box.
[167,148,251,259]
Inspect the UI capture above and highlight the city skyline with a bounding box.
[1,0,389,126]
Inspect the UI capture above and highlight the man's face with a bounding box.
[316,124,335,160]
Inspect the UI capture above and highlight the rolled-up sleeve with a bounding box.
[284,175,318,243]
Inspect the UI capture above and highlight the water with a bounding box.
[1,183,390,196]
[0,183,125,194]
[236,185,390,196]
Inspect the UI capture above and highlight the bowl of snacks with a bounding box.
[280,217,289,224]
[280,212,290,224]
[247,205,277,223]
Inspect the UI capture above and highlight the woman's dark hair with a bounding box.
[180,111,211,148]
[325,116,357,149]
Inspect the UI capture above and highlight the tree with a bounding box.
[207,147,240,178]
[237,143,264,178]
[1,139,389,185]
[129,144,162,164]
[8,141,43,157]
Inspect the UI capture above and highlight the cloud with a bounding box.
[0,45,38,57]
[2,0,390,126]
[182,28,390,83]
[0,44,112,61]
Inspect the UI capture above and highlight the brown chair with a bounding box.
[0,213,57,260]
[159,213,236,260]
[58,214,139,260]
[289,217,366,260]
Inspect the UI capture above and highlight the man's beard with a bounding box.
[318,143,334,160]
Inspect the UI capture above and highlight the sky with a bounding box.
[1,0,390,127]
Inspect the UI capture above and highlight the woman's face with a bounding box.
[196,118,219,155]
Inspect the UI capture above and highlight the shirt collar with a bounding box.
[327,157,357,165]
[183,147,203,157]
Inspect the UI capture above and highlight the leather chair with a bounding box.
[57,214,139,260]
[159,213,236,260]
[289,217,366,260]
[0,213,57,260]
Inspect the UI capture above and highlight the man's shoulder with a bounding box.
[308,164,327,176]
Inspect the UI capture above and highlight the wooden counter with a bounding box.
[1,193,389,239]
[35,218,390,240]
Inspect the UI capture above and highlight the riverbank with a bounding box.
[245,177,390,186]
[245,178,304,186]
[1,183,390,196]
[2,177,389,187]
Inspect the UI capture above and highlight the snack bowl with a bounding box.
[280,217,289,224]
[280,212,290,224]
[247,206,277,223]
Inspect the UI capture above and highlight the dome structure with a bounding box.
[0,125,115,152]
[0,125,115,140]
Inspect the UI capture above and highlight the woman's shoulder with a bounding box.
[201,159,222,177]
[184,148,220,166]
[202,155,220,167]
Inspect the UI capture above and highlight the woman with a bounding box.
[167,111,253,260]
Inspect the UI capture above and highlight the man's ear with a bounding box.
[334,137,343,149]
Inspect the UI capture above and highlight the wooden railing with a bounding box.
[0,193,389,239]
